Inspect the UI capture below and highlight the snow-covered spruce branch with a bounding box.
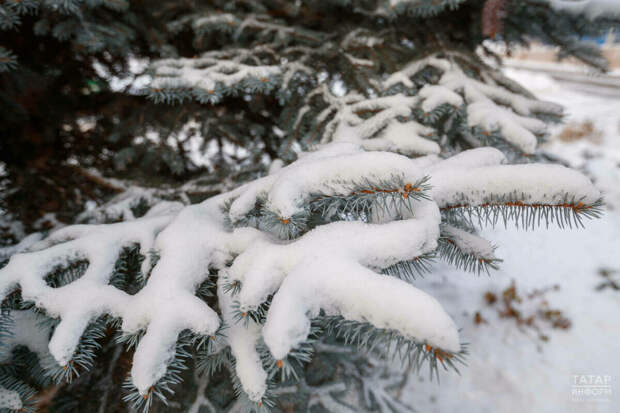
[191,13,325,45]
[147,33,561,160]
[438,225,501,275]
[290,85,440,156]
[284,51,561,159]
[0,144,601,410]
[384,0,468,17]
[385,52,563,154]
[148,49,282,105]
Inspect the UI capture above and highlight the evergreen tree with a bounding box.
[0,0,616,412]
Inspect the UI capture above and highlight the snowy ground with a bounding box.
[403,69,620,413]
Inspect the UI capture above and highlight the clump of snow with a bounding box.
[505,66,620,209]
[265,257,460,358]
[433,67,560,153]
[442,225,497,259]
[0,214,175,392]
[384,56,451,89]
[77,186,163,223]
[467,101,545,154]
[192,13,236,28]
[0,232,43,261]
[228,198,441,311]
[317,89,419,143]
[432,162,600,207]
[217,278,267,402]
[418,84,464,112]
[385,53,562,154]
[292,84,437,157]
[126,202,262,393]
[260,150,426,218]
[151,53,280,92]
[425,147,600,207]
[361,121,440,156]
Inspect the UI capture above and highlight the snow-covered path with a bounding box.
[403,69,620,413]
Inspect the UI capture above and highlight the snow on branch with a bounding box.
[293,86,439,156]
[387,0,468,17]
[342,28,382,48]
[0,216,171,386]
[200,13,324,44]
[384,52,563,154]
[383,55,452,89]
[228,143,430,222]
[148,43,325,106]
[217,279,267,403]
[149,38,558,159]
[0,202,256,397]
[149,50,281,104]
[439,224,501,274]
[430,149,603,228]
[0,143,602,408]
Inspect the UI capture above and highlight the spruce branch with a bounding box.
[122,330,193,413]
[440,194,604,230]
[309,175,431,220]
[381,253,436,281]
[388,0,468,18]
[0,143,603,410]
[438,224,500,273]
[196,344,231,379]
[321,316,467,381]
[0,47,17,72]
[260,325,319,383]
[43,316,107,384]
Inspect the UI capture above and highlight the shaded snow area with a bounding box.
[403,69,620,413]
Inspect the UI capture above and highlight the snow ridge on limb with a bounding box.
[147,40,561,161]
[291,85,438,156]
[385,52,562,154]
[231,143,429,221]
[262,250,462,359]
[428,147,603,229]
[0,144,602,410]
[227,198,444,334]
[149,48,282,104]
[0,216,173,366]
[0,197,260,398]
[387,0,468,17]
[191,12,325,45]
[217,278,268,404]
